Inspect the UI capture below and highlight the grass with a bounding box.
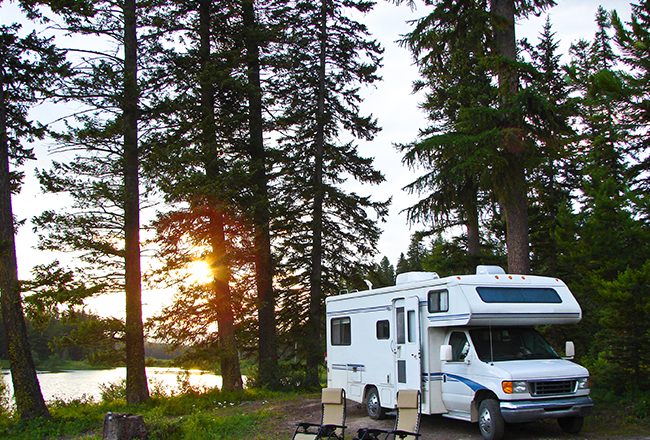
[0,385,295,440]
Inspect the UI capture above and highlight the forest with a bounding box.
[1,0,649,424]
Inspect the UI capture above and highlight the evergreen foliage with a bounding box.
[271,0,388,387]
[0,13,72,419]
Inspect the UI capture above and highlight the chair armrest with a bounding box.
[295,422,321,429]
[355,428,388,440]
[387,429,421,439]
[293,421,322,435]
[319,424,347,439]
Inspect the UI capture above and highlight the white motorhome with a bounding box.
[325,266,593,440]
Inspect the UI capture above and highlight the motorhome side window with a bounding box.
[407,310,416,342]
[331,317,351,346]
[476,286,562,303]
[376,320,389,340]
[428,289,449,312]
[396,307,405,344]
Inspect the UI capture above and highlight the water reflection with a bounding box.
[0,367,223,403]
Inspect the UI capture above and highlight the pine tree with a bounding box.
[271,0,387,387]
[398,0,494,258]
[143,0,248,392]
[521,18,577,276]
[399,0,558,274]
[0,20,69,419]
[366,256,396,288]
[33,0,154,404]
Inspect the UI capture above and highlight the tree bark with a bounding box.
[0,67,50,421]
[464,186,481,257]
[305,0,328,389]
[123,0,149,404]
[199,0,243,392]
[490,0,530,274]
[242,0,279,389]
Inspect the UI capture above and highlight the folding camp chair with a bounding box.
[354,389,421,440]
[292,388,347,440]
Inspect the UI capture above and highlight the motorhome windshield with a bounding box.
[469,327,560,362]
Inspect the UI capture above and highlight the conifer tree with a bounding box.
[271,0,387,387]
[398,0,494,258]
[521,18,577,276]
[33,0,153,404]
[0,21,65,420]
[366,256,396,288]
[398,0,557,274]
[143,0,249,392]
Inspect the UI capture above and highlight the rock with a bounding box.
[102,412,148,440]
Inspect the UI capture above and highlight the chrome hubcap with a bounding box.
[368,394,379,415]
[479,409,492,435]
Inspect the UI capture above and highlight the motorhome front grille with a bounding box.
[531,380,576,396]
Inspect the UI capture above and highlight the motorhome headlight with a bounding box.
[577,377,590,390]
[502,381,528,394]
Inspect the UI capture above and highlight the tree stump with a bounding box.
[102,412,148,440]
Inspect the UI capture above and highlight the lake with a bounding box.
[0,367,224,403]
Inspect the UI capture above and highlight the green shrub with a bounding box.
[98,378,127,402]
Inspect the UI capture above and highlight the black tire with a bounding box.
[478,399,505,440]
[366,387,387,420]
[558,416,584,434]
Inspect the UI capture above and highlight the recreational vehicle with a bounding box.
[325,266,593,440]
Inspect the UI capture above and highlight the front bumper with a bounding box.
[500,396,594,423]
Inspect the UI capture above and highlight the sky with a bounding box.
[1,0,636,319]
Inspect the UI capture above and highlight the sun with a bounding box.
[186,260,213,285]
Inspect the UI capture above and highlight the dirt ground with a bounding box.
[268,395,650,440]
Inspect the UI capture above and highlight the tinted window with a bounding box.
[449,332,470,362]
[331,317,351,345]
[476,287,562,303]
[469,327,560,362]
[428,290,449,312]
[376,320,390,340]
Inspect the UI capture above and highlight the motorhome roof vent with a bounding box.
[476,265,505,275]
[396,271,440,285]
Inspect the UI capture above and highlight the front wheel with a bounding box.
[478,399,505,440]
[366,387,387,420]
[558,416,584,434]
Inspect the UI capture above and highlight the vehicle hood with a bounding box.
[486,359,589,380]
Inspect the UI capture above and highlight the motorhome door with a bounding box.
[393,296,422,392]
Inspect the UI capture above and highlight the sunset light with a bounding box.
[186,260,214,285]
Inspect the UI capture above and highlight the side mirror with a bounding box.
[565,341,575,359]
[441,345,453,362]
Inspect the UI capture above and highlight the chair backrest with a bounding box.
[321,388,346,437]
[394,389,420,440]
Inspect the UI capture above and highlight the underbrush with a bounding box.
[0,375,285,440]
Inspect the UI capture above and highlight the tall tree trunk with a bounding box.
[199,0,243,392]
[123,0,149,404]
[490,0,530,274]
[242,0,279,389]
[208,211,244,391]
[463,186,481,257]
[305,0,328,389]
[0,69,50,421]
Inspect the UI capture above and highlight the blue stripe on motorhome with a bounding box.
[424,373,485,392]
